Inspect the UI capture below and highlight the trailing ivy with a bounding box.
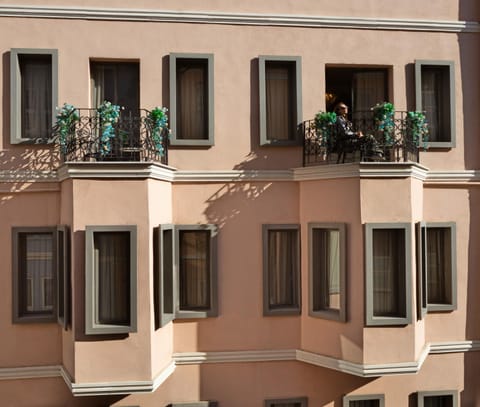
[314,111,337,145]
[97,101,121,156]
[147,107,169,156]
[406,111,429,149]
[55,103,79,154]
[372,102,395,145]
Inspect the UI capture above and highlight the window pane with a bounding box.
[268,229,299,308]
[424,395,453,407]
[19,54,52,139]
[19,233,54,315]
[372,229,406,317]
[427,227,452,304]
[312,229,340,311]
[421,66,451,142]
[177,59,208,140]
[94,231,131,325]
[266,62,295,141]
[179,230,211,310]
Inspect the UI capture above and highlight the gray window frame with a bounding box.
[343,394,385,407]
[56,225,70,329]
[308,222,347,322]
[265,397,307,407]
[85,225,137,335]
[169,53,214,146]
[365,223,412,326]
[417,390,458,407]
[415,60,455,148]
[259,55,302,146]
[156,224,218,324]
[263,224,301,316]
[10,48,58,144]
[12,226,58,323]
[417,222,457,313]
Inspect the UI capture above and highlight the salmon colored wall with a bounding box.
[71,179,153,382]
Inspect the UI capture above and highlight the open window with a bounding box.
[417,391,458,407]
[156,224,218,327]
[343,395,385,407]
[309,223,346,321]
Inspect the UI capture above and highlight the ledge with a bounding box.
[0,5,478,33]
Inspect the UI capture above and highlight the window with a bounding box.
[12,226,69,324]
[90,61,140,115]
[259,56,302,146]
[265,397,307,407]
[309,223,346,321]
[365,223,412,326]
[156,224,218,326]
[167,403,218,407]
[10,48,58,143]
[417,222,456,315]
[343,395,385,407]
[417,391,458,407]
[169,53,214,146]
[325,67,388,119]
[85,226,137,334]
[263,225,301,316]
[415,60,455,147]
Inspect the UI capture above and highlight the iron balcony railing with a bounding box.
[55,109,169,164]
[302,111,427,166]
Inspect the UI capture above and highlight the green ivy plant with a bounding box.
[406,111,429,149]
[55,103,79,153]
[372,102,395,145]
[147,106,169,156]
[314,111,337,145]
[97,101,121,156]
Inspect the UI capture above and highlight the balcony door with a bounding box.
[90,61,139,116]
[325,67,388,119]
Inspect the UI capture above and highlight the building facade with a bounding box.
[0,1,480,406]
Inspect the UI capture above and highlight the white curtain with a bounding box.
[177,64,207,140]
[266,64,292,141]
[21,56,52,139]
[372,229,405,317]
[179,230,210,309]
[268,230,298,308]
[25,233,53,313]
[427,228,451,304]
[95,232,130,325]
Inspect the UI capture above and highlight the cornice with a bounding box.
[0,5,478,33]
[1,341,479,394]
[6,164,480,186]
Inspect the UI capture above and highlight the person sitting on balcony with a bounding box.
[333,102,384,162]
[333,102,363,162]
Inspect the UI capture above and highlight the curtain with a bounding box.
[95,232,130,325]
[372,229,405,317]
[268,229,298,308]
[312,229,340,311]
[179,230,210,310]
[421,66,451,142]
[23,233,53,313]
[352,71,386,119]
[350,400,380,407]
[266,64,293,141]
[21,55,52,139]
[177,62,207,140]
[427,228,451,304]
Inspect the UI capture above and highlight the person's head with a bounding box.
[334,102,349,116]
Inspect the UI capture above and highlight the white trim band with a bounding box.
[0,6,478,33]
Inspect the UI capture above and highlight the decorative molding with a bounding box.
[1,342,479,391]
[0,6,478,33]
[173,349,297,365]
[7,164,480,186]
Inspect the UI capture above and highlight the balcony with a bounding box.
[301,111,427,167]
[55,108,169,164]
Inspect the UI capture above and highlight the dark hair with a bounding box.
[334,102,347,114]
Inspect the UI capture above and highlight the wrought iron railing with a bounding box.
[54,109,169,164]
[302,111,427,166]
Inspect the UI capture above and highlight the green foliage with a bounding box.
[314,111,337,144]
[55,103,79,153]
